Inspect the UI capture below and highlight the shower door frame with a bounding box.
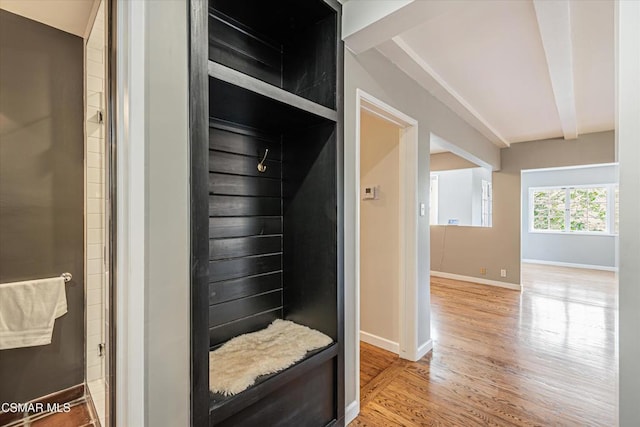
[106,0,117,425]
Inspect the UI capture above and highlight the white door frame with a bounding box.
[115,1,147,425]
[354,88,420,408]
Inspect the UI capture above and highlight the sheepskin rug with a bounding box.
[209,319,332,396]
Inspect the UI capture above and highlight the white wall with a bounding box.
[431,167,490,226]
[360,111,400,348]
[433,169,473,225]
[617,0,640,424]
[521,164,617,269]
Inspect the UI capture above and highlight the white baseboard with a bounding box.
[360,331,399,354]
[345,400,360,425]
[431,270,521,291]
[522,259,618,272]
[415,339,433,361]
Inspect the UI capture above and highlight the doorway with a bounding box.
[0,1,114,425]
[520,163,619,272]
[354,89,420,412]
[518,163,619,424]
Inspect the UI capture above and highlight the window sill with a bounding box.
[528,230,618,237]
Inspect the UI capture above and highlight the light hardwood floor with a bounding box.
[352,264,617,426]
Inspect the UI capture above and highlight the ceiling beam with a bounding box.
[533,0,578,140]
[342,0,464,55]
[377,37,510,147]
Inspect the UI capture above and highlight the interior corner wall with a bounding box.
[343,47,499,409]
[359,112,401,346]
[430,131,615,285]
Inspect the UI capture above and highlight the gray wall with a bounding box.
[431,151,479,171]
[521,165,617,268]
[344,47,500,409]
[431,131,615,284]
[0,10,84,403]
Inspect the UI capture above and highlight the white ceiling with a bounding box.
[0,0,99,38]
[365,0,615,147]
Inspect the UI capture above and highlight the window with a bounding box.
[532,188,566,231]
[481,179,492,227]
[530,185,617,234]
[429,175,438,225]
[569,187,607,231]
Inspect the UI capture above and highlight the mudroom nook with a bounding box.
[189,0,345,425]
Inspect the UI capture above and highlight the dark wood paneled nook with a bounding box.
[189,0,344,425]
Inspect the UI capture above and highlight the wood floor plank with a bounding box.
[360,342,398,389]
[360,359,409,408]
[353,264,617,426]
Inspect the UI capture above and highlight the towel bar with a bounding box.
[61,272,72,283]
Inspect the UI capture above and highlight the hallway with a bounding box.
[353,264,617,426]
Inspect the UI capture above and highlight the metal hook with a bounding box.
[257,149,269,173]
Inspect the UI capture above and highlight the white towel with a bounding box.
[0,277,68,350]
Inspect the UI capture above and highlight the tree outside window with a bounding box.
[533,189,565,231]
[569,188,607,232]
[531,185,615,234]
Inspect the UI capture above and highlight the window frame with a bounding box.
[481,179,492,227]
[528,183,618,236]
[429,174,439,225]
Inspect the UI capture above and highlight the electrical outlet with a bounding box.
[480,267,487,275]
[500,269,507,277]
